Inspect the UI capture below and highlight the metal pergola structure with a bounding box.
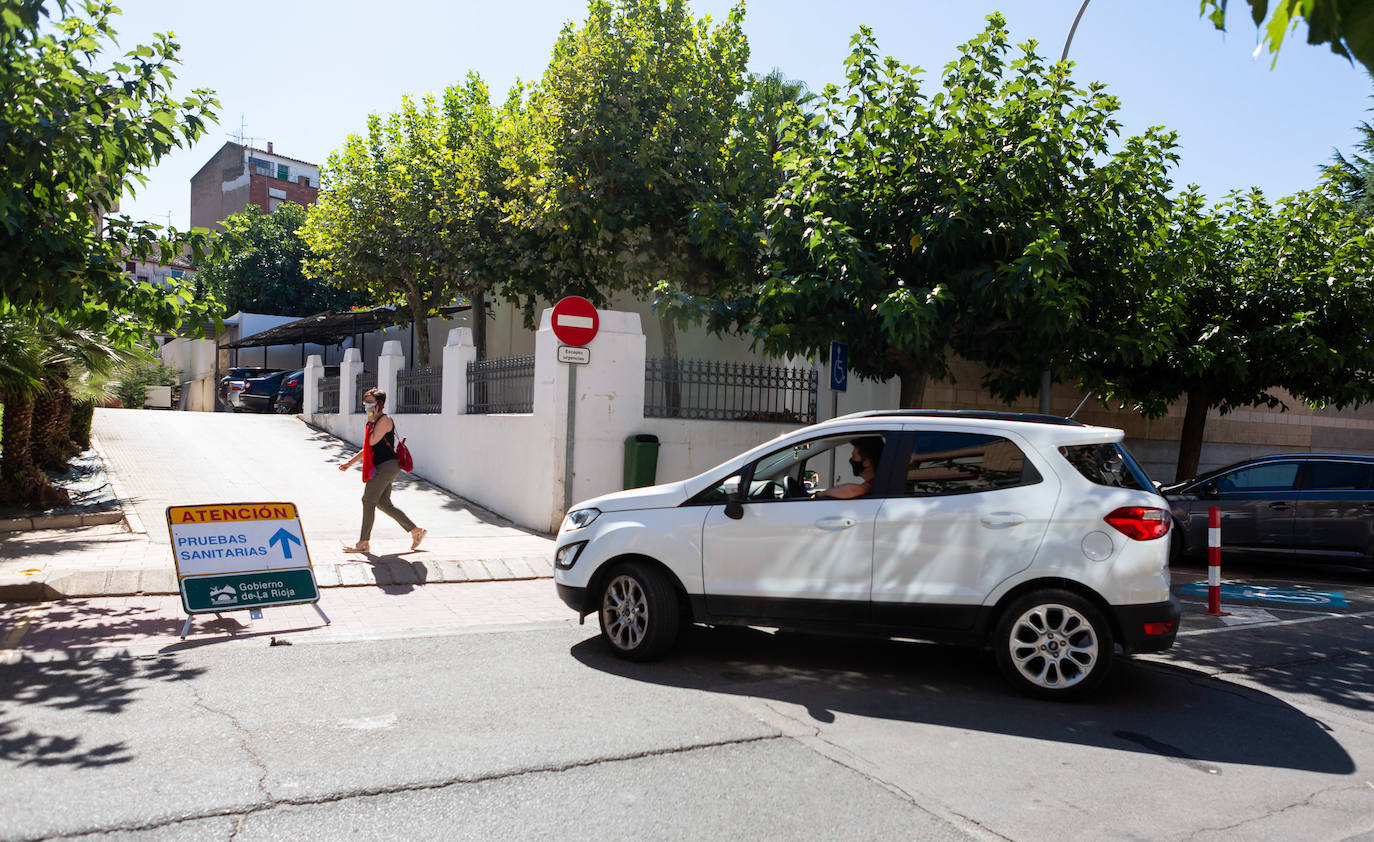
[214,304,470,408]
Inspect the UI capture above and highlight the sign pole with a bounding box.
[564,362,577,513]
[1206,506,1228,616]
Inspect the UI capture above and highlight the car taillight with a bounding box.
[1103,507,1170,541]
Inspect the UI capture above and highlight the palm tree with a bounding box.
[0,315,138,508]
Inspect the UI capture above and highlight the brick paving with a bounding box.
[0,409,556,601]
[0,580,576,660]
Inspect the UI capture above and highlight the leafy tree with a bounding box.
[1092,182,1374,480]
[196,203,363,317]
[1,0,222,507]
[1330,84,1374,215]
[1200,0,1374,71]
[302,76,509,364]
[0,0,221,340]
[738,17,1179,407]
[503,0,750,363]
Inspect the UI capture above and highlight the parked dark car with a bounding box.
[1162,453,1374,569]
[219,367,284,409]
[237,370,290,413]
[274,366,340,414]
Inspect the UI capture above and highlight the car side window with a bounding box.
[1304,461,1374,491]
[1217,463,1299,493]
[686,432,892,505]
[904,432,1040,496]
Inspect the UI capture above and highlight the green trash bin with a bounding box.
[623,434,660,489]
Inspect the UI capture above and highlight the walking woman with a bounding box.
[339,388,426,553]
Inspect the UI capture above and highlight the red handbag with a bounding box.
[396,435,414,472]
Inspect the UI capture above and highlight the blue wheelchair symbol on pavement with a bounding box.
[1177,583,1348,609]
[830,340,848,393]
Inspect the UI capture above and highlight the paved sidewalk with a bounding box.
[0,579,576,661]
[0,409,556,601]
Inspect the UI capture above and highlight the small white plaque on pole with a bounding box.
[557,346,591,365]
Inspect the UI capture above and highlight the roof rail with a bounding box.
[829,409,1087,427]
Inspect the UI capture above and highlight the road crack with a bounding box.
[1175,783,1369,841]
[188,684,271,803]
[755,701,1012,841]
[31,733,786,842]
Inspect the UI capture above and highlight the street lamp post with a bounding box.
[1039,0,1093,415]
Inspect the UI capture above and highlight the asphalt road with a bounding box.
[4,602,1374,841]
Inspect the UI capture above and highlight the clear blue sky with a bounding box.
[113,0,1370,230]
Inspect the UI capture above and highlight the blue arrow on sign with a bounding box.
[268,528,303,559]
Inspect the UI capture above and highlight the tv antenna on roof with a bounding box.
[229,113,258,149]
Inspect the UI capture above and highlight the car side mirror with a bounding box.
[723,476,744,520]
[1200,481,1219,499]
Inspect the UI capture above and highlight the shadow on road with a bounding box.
[571,626,1356,775]
[0,649,204,769]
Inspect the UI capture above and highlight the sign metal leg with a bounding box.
[180,615,194,640]
[312,603,332,625]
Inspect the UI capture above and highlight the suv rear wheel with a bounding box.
[995,589,1113,700]
[597,562,679,662]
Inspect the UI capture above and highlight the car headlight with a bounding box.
[554,541,587,570]
[562,507,601,531]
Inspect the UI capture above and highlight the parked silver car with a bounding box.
[1163,453,1374,569]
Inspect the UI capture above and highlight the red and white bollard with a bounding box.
[1206,505,1228,616]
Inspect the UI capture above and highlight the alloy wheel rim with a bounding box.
[1008,603,1099,690]
[602,575,648,651]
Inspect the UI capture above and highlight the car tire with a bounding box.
[597,562,680,662]
[994,589,1113,701]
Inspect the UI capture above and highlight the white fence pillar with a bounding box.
[442,327,475,416]
[537,308,647,520]
[378,340,403,409]
[304,354,323,415]
[340,347,362,416]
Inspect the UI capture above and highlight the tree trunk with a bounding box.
[1175,388,1210,482]
[897,360,933,408]
[30,379,69,472]
[659,312,681,415]
[54,384,76,457]
[472,290,488,362]
[407,292,431,367]
[0,391,70,509]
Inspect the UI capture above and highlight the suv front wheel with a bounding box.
[597,562,680,662]
[994,589,1113,700]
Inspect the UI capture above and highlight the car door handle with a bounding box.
[980,512,1026,529]
[1269,502,1290,511]
[814,516,857,531]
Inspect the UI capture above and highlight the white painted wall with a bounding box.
[304,310,817,533]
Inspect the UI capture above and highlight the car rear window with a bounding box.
[1059,443,1153,491]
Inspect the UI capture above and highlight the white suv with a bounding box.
[554,411,1180,700]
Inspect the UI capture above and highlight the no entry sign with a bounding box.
[551,296,599,347]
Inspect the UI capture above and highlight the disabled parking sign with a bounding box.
[1177,582,1348,609]
[166,503,324,623]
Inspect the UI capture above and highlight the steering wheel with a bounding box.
[782,475,805,499]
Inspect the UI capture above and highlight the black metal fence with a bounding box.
[318,376,340,414]
[645,358,817,423]
[467,354,535,414]
[355,371,377,413]
[397,365,442,414]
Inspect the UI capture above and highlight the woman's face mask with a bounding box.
[849,457,866,476]
[364,402,376,415]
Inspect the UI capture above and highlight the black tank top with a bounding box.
[370,418,397,465]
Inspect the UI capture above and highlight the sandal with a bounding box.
[410,528,427,551]
[342,541,370,553]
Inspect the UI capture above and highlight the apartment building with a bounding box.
[189,141,320,231]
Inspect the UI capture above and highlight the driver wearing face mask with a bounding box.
[813,436,885,499]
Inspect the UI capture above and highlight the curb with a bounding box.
[0,556,555,604]
[0,436,133,534]
[0,511,124,533]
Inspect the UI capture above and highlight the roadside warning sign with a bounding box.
[166,502,322,617]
